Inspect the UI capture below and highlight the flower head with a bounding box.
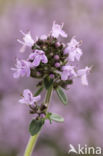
[29,49,48,67]
[17,31,34,52]
[64,38,82,61]
[61,65,77,81]
[19,89,41,105]
[51,21,67,38]
[11,59,31,78]
[13,22,91,90]
[77,66,91,85]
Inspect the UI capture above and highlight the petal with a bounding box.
[42,55,48,64]
[77,69,85,76]
[23,89,32,97]
[13,71,20,79]
[20,45,26,53]
[61,71,68,81]
[32,55,41,67]
[60,30,67,38]
[19,98,26,104]
[23,32,34,47]
[28,53,35,60]
[40,35,47,40]
[26,68,30,77]
[33,95,41,102]
[62,65,74,71]
[81,74,88,86]
[16,59,22,68]
[69,52,75,62]
[20,70,27,77]
[17,39,24,45]
[75,48,82,61]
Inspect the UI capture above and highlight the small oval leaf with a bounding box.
[29,119,44,136]
[50,113,64,123]
[56,87,68,105]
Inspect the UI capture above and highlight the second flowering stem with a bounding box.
[24,85,53,156]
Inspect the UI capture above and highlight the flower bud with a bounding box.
[55,62,60,68]
[55,42,60,47]
[50,52,54,56]
[54,55,59,60]
[49,74,55,79]
[40,114,45,118]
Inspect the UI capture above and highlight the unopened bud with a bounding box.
[50,53,54,56]
[54,55,59,60]
[55,62,60,68]
[50,74,55,79]
[55,42,60,47]
[40,114,45,118]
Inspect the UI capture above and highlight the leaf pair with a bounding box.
[35,79,68,106]
[44,76,68,105]
[29,112,64,136]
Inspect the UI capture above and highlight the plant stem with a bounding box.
[24,133,39,156]
[24,85,53,156]
[44,85,53,105]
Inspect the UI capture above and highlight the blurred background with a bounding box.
[0,0,103,155]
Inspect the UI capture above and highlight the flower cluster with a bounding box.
[12,21,91,120]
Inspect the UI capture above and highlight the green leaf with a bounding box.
[46,112,64,123]
[56,86,68,105]
[29,119,44,136]
[34,86,44,96]
[44,77,53,89]
[50,113,64,123]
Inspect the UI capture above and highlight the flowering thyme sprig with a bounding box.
[12,21,91,156]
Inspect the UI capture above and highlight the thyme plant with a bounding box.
[12,21,91,156]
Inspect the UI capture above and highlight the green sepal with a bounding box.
[56,86,68,105]
[44,77,53,90]
[34,86,44,96]
[29,119,44,136]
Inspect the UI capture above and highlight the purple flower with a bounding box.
[51,21,67,38]
[64,38,82,62]
[19,89,41,105]
[77,66,91,86]
[17,30,34,52]
[61,65,77,81]
[28,50,48,67]
[11,59,31,78]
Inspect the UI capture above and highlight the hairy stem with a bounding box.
[24,85,53,156]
